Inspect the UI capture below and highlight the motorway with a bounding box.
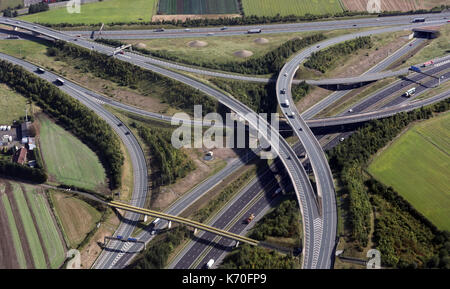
[66,12,450,39]
[0,13,448,269]
[0,52,150,270]
[0,17,322,269]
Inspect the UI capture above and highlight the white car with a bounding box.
[348,108,353,113]
[207,32,214,36]
[184,28,191,32]
[340,137,345,142]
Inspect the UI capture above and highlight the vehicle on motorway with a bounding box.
[287,110,294,118]
[246,213,255,224]
[348,108,353,113]
[206,259,214,269]
[153,218,160,225]
[422,60,434,67]
[281,98,290,107]
[207,32,214,36]
[155,28,165,32]
[184,28,190,32]
[127,237,137,242]
[247,29,262,34]
[411,17,425,23]
[33,26,37,28]
[280,88,286,94]
[221,26,228,30]
[117,235,123,240]
[272,188,282,198]
[125,131,130,135]
[340,137,345,142]
[405,87,416,97]
[284,72,288,77]
[317,45,320,48]
[36,67,45,73]
[55,78,65,85]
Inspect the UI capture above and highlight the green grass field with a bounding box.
[158,0,240,14]
[49,190,101,248]
[19,0,157,25]
[25,187,65,268]
[368,112,450,231]
[12,183,47,269]
[0,194,27,269]
[38,114,107,191]
[0,83,28,124]
[242,0,344,17]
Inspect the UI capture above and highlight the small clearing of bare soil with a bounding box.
[330,36,409,78]
[188,40,208,47]
[0,194,20,269]
[296,86,332,113]
[152,14,241,22]
[3,181,34,268]
[233,50,253,58]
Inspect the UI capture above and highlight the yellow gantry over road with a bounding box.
[109,201,260,246]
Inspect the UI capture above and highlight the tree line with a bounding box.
[220,244,296,269]
[28,2,49,14]
[0,160,47,183]
[327,98,450,267]
[48,41,217,116]
[304,36,373,73]
[137,124,195,187]
[96,33,326,75]
[0,60,124,189]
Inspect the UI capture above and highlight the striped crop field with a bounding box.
[242,0,344,17]
[158,0,240,14]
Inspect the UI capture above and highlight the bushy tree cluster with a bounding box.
[137,125,195,186]
[28,2,49,14]
[304,36,373,73]
[250,200,301,241]
[0,60,124,189]
[0,160,47,183]
[220,244,295,269]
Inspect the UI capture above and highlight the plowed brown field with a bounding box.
[342,0,449,12]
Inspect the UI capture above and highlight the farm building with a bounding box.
[13,146,28,164]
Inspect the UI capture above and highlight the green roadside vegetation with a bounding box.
[19,0,157,25]
[242,0,343,17]
[37,114,108,192]
[99,33,327,75]
[219,244,297,269]
[250,199,302,249]
[368,112,450,231]
[304,36,373,73]
[401,24,450,69]
[0,193,27,269]
[11,183,46,268]
[328,98,450,268]
[0,83,28,124]
[48,190,101,249]
[24,186,65,268]
[158,0,239,14]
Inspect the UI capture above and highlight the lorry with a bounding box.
[246,213,255,224]
[206,259,214,269]
[422,60,434,67]
[411,17,425,23]
[248,28,262,34]
[405,87,416,97]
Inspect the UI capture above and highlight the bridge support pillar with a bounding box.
[193,228,198,236]
[168,221,172,229]
[235,241,240,248]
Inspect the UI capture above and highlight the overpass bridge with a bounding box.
[109,201,260,246]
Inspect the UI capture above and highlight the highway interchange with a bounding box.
[0,12,448,269]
